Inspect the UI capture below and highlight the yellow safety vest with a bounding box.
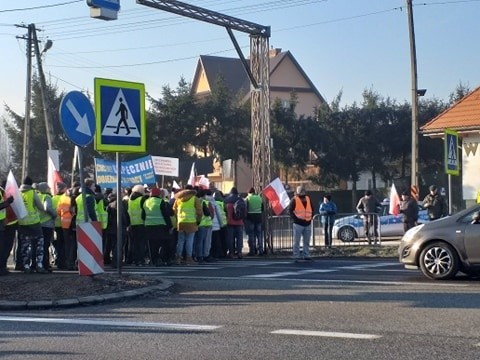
[0,192,5,221]
[38,192,53,224]
[177,197,196,224]
[216,200,227,227]
[128,197,144,226]
[76,193,93,224]
[199,200,213,227]
[18,189,40,225]
[96,199,107,230]
[144,197,166,226]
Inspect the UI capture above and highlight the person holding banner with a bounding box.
[0,185,14,275]
[18,176,49,274]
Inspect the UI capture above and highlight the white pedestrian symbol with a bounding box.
[448,136,457,166]
[101,89,140,138]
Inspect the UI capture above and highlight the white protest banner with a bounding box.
[151,156,179,177]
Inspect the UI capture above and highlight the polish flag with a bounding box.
[4,170,27,220]
[389,183,400,215]
[187,162,196,186]
[197,175,210,189]
[263,177,290,215]
[47,150,64,195]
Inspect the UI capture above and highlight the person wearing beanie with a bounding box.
[172,186,203,265]
[399,191,419,232]
[52,182,69,269]
[18,176,49,273]
[0,180,14,275]
[127,184,147,266]
[422,184,448,221]
[142,186,173,266]
[245,187,264,256]
[356,189,382,244]
[288,186,313,261]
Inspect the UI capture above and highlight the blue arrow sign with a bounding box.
[59,91,96,147]
[87,0,120,11]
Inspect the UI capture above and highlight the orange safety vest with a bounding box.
[293,196,312,221]
[57,193,73,229]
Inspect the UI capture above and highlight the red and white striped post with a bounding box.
[77,221,104,276]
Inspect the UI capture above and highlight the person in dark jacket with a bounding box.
[422,185,448,221]
[0,184,14,275]
[224,187,245,259]
[399,191,419,232]
[356,190,381,244]
[105,192,128,267]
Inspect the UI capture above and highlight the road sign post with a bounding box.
[445,129,459,214]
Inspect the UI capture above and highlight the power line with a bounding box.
[0,0,82,14]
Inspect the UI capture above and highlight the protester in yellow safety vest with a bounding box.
[0,182,14,275]
[74,179,98,225]
[127,184,147,266]
[54,182,72,270]
[173,185,203,265]
[18,176,49,274]
[476,190,480,204]
[288,186,313,262]
[193,189,214,264]
[36,182,57,271]
[245,187,264,256]
[142,187,173,266]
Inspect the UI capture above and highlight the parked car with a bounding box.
[332,201,428,242]
[398,205,480,280]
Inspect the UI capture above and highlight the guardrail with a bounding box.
[266,212,382,252]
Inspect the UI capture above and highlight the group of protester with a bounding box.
[0,176,269,275]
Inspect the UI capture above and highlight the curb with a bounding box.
[0,280,174,311]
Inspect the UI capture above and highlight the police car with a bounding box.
[332,200,429,242]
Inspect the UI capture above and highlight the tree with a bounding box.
[198,76,250,162]
[146,78,200,160]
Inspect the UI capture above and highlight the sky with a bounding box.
[0,0,479,117]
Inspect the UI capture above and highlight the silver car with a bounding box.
[398,205,480,280]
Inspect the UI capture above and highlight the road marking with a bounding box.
[272,329,381,339]
[335,262,399,271]
[0,316,221,331]
[157,275,469,287]
[244,269,336,278]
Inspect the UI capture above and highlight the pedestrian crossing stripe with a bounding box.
[94,78,146,153]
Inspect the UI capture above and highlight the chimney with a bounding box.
[269,47,282,58]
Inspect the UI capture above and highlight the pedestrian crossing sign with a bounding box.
[444,129,459,176]
[94,78,146,153]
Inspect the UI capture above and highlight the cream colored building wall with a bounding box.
[270,56,321,117]
[462,133,480,201]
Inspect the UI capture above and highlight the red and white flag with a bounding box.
[4,170,27,220]
[263,177,290,215]
[389,183,400,215]
[47,150,64,195]
[197,175,210,189]
[172,180,181,190]
[187,162,196,186]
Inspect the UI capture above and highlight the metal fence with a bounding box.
[266,213,382,252]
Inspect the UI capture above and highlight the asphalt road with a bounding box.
[1,258,479,360]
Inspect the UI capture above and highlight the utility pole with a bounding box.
[17,24,34,180]
[32,24,54,150]
[406,0,419,191]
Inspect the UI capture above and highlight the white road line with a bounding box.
[159,275,469,287]
[244,269,336,278]
[0,316,221,331]
[272,329,381,339]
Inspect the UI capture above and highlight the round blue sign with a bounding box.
[59,91,95,147]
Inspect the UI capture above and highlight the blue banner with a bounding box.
[95,155,156,189]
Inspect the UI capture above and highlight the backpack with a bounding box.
[233,198,246,220]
